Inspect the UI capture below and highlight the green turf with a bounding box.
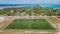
[5,19,55,30]
[57,16,60,19]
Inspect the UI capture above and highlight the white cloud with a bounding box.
[0,0,60,4]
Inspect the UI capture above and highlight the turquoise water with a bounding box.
[0,4,60,9]
[41,4,60,9]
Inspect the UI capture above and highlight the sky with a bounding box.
[0,0,60,4]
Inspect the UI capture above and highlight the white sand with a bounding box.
[0,17,5,23]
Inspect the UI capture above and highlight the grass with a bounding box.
[5,19,55,30]
[57,16,60,19]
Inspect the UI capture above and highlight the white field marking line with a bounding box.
[3,17,22,30]
[46,18,57,30]
[0,20,7,29]
[54,16,60,31]
[52,16,60,26]
[2,19,15,30]
[3,19,14,29]
[0,19,11,29]
[54,16,60,23]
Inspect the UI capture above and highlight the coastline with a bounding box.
[0,4,60,9]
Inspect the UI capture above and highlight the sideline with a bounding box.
[2,18,15,30]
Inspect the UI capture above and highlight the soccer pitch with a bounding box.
[5,19,55,30]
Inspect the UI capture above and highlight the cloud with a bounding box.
[0,0,60,4]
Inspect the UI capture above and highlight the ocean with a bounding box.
[0,4,60,9]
